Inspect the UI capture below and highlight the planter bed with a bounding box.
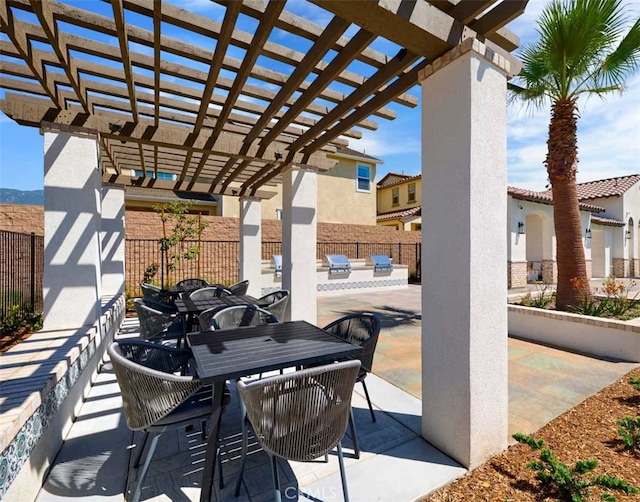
[508,304,640,362]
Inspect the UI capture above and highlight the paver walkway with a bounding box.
[318,285,638,437]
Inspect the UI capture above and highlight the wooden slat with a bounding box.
[111,0,138,121]
[28,0,89,112]
[0,1,60,106]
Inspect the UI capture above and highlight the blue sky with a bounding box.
[1,0,639,193]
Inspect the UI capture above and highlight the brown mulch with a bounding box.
[0,327,35,353]
[424,367,640,502]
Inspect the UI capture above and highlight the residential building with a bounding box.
[220,147,381,224]
[376,173,422,230]
[124,147,381,225]
[375,173,640,286]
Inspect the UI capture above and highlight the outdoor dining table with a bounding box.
[174,294,263,316]
[186,320,362,502]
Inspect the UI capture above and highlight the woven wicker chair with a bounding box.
[199,304,279,331]
[234,360,361,501]
[108,341,220,502]
[140,297,178,315]
[176,278,209,287]
[257,290,290,321]
[188,286,232,301]
[324,313,381,421]
[133,298,184,343]
[140,282,171,303]
[226,279,249,296]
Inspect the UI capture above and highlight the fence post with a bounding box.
[30,232,35,312]
[398,243,402,264]
[356,242,359,259]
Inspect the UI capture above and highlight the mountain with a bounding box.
[0,189,44,205]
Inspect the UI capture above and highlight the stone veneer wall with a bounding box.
[613,258,629,278]
[542,260,557,284]
[508,261,527,288]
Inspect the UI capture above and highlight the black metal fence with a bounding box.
[0,231,44,319]
[126,238,421,297]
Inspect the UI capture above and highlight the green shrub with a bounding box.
[520,282,555,308]
[0,305,43,337]
[616,416,640,451]
[629,377,640,392]
[513,433,639,501]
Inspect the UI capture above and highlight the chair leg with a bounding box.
[132,431,149,469]
[133,432,160,502]
[234,407,249,497]
[337,441,350,502]
[361,380,376,423]
[348,409,360,459]
[217,445,224,490]
[271,455,282,502]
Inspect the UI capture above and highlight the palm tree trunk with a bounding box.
[546,99,590,310]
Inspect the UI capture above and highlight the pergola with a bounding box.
[0,0,528,482]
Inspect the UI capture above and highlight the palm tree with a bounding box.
[509,0,640,310]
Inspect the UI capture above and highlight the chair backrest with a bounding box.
[258,290,290,321]
[189,286,232,301]
[140,282,170,303]
[209,305,279,330]
[108,341,201,431]
[323,313,381,374]
[134,298,180,341]
[176,278,209,287]
[227,280,249,296]
[140,297,177,314]
[237,360,360,461]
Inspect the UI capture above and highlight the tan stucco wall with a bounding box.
[220,157,376,225]
[377,177,422,214]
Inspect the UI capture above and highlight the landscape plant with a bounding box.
[509,0,640,310]
[513,433,639,501]
[520,281,555,308]
[569,276,639,318]
[152,200,208,288]
[616,416,640,451]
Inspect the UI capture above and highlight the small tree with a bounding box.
[153,200,208,288]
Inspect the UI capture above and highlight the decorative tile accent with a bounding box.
[317,278,407,292]
[0,336,98,500]
[0,296,125,500]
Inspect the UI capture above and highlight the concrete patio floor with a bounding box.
[35,285,639,502]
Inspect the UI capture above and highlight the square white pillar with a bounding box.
[101,184,126,298]
[420,40,509,468]
[43,128,102,330]
[239,196,262,298]
[282,166,317,322]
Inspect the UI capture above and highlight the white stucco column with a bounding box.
[101,184,126,298]
[239,196,262,298]
[43,127,102,331]
[420,39,510,468]
[282,166,317,322]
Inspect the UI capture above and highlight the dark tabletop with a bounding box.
[167,284,205,294]
[187,320,362,383]
[174,294,260,314]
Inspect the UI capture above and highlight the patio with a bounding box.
[31,286,638,502]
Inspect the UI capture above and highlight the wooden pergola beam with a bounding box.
[28,0,89,112]
[111,0,138,122]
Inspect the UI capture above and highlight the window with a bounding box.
[131,169,176,181]
[408,183,416,202]
[356,164,371,192]
[392,187,399,206]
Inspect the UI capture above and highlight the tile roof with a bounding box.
[507,186,604,213]
[541,174,640,200]
[377,174,421,188]
[376,206,421,221]
[591,215,625,227]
